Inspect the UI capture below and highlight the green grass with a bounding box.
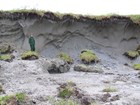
[80,49,98,64]
[127,15,140,23]
[0,54,14,61]
[133,64,140,70]
[16,93,26,102]
[21,51,38,60]
[0,95,14,105]
[103,87,117,92]
[54,99,78,105]
[3,9,46,17]
[58,87,74,98]
[0,93,26,105]
[59,52,73,64]
[124,50,139,59]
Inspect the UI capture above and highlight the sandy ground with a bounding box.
[0,56,140,105]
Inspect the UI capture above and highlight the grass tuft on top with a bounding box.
[0,54,14,62]
[127,15,140,23]
[3,9,46,17]
[124,50,139,59]
[21,51,39,60]
[133,64,140,70]
[59,52,73,64]
[80,49,99,64]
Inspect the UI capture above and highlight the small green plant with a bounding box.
[59,52,73,64]
[80,50,99,64]
[103,87,117,92]
[59,87,74,98]
[124,50,139,59]
[16,93,26,102]
[0,54,14,62]
[21,51,39,60]
[0,95,15,105]
[0,93,26,105]
[54,99,78,105]
[133,64,140,70]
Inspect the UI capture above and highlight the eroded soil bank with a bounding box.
[0,12,140,105]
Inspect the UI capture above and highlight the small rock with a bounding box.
[110,95,120,101]
[101,93,111,102]
[47,58,70,73]
[81,96,93,105]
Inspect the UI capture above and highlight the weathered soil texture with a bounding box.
[0,12,140,105]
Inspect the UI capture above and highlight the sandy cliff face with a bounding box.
[0,12,140,59]
[0,12,140,105]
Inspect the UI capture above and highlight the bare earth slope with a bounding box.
[0,12,140,105]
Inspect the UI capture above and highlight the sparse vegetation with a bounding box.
[124,50,139,59]
[0,54,14,62]
[58,82,76,98]
[58,87,74,98]
[21,51,39,60]
[0,44,13,54]
[3,9,46,17]
[128,15,140,23]
[0,93,26,105]
[80,50,99,64]
[59,52,73,64]
[133,64,140,70]
[16,93,26,102]
[54,99,78,105]
[103,87,117,92]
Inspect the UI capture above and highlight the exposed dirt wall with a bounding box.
[0,13,140,61]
